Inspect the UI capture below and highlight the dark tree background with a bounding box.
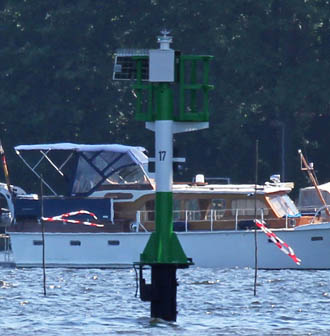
[0,0,330,196]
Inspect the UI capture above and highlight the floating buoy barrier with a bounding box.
[255,219,301,265]
[42,210,104,227]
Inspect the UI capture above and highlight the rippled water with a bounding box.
[0,267,330,335]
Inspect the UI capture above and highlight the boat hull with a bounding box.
[8,227,330,269]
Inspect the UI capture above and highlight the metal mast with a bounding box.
[113,30,213,321]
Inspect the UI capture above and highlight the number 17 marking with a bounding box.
[159,151,166,161]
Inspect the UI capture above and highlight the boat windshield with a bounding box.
[72,151,150,195]
[267,194,300,217]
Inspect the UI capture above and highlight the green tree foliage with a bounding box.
[0,0,330,192]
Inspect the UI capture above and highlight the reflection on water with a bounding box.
[0,267,329,335]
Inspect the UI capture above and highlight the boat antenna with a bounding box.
[254,139,259,296]
[0,140,12,195]
[40,174,47,296]
[298,149,330,217]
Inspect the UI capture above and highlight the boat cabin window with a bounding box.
[231,199,269,216]
[145,198,207,222]
[145,200,155,221]
[173,199,201,221]
[267,194,299,217]
[206,199,226,220]
[211,199,225,210]
[173,199,181,221]
[186,199,201,220]
[72,151,150,195]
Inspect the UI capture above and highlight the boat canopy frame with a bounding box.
[14,143,150,196]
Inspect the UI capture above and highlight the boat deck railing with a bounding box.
[131,208,296,232]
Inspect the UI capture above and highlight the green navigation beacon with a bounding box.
[113,30,213,322]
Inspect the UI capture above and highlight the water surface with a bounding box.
[0,267,329,335]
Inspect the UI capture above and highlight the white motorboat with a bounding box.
[3,143,330,269]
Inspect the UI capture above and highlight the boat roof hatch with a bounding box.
[14,143,149,196]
